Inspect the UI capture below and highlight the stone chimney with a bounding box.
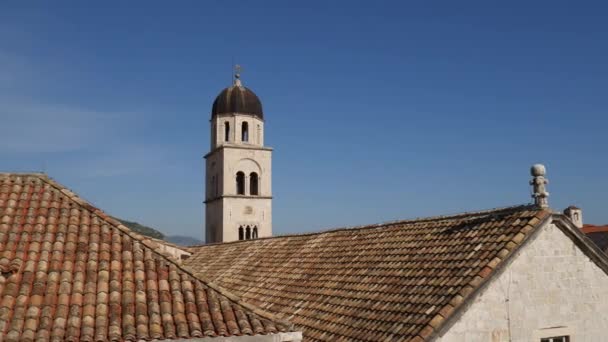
[564,206,583,229]
[530,164,549,208]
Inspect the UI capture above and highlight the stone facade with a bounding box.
[205,113,272,243]
[433,220,608,342]
[140,236,192,261]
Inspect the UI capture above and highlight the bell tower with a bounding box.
[204,67,273,243]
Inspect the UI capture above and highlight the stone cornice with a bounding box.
[204,144,273,158]
[204,195,273,204]
[209,112,265,121]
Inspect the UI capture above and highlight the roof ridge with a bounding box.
[192,203,539,248]
[23,173,295,330]
[0,172,48,178]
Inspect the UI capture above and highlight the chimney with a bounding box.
[530,164,549,208]
[564,206,583,229]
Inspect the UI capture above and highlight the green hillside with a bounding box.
[114,217,165,240]
[114,217,202,246]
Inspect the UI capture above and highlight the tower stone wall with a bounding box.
[205,74,272,243]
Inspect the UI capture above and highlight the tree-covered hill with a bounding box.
[114,217,202,246]
[114,217,165,239]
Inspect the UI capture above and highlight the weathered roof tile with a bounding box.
[0,173,294,341]
[186,204,550,341]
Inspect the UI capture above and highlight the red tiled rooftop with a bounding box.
[582,224,608,234]
[0,173,294,341]
[582,224,608,253]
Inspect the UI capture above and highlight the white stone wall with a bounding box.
[221,197,272,242]
[206,151,224,200]
[149,239,192,261]
[434,222,608,342]
[205,200,223,243]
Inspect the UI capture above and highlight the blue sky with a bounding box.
[1,1,607,239]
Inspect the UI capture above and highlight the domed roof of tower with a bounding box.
[211,73,263,119]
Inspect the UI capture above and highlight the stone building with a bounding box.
[3,167,606,341]
[205,70,272,243]
[3,75,607,341]
[186,165,608,341]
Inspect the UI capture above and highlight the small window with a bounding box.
[224,122,230,142]
[541,337,570,342]
[238,226,244,240]
[249,172,259,196]
[236,172,245,195]
[245,226,251,239]
[241,122,249,142]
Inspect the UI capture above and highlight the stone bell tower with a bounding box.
[204,67,273,243]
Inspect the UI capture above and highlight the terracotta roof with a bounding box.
[581,224,608,234]
[582,224,608,252]
[185,205,552,341]
[0,173,293,341]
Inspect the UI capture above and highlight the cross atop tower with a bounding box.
[234,64,242,86]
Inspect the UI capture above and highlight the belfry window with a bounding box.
[241,122,249,142]
[239,225,258,240]
[224,122,230,142]
[540,336,569,342]
[236,172,245,195]
[250,172,259,195]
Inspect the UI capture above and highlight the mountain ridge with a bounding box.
[113,217,202,246]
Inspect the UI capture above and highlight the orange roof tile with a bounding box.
[582,224,608,252]
[185,205,552,341]
[0,173,294,341]
[582,224,608,234]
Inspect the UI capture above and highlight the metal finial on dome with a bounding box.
[530,164,549,208]
[234,64,242,86]
[212,66,264,119]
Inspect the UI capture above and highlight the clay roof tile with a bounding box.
[0,173,296,340]
[185,204,551,341]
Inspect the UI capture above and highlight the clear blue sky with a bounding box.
[1,1,607,239]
